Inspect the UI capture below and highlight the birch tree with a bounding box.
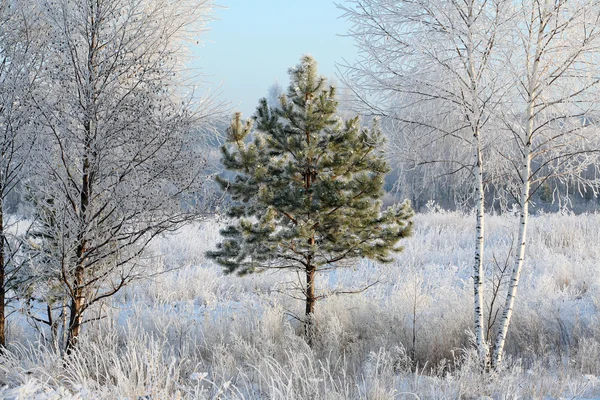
[339,0,512,366]
[25,0,218,351]
[491,0,600,368]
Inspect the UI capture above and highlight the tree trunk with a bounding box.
[492,132,532,367]
[65,263,85,354]
[48,304,58,346]
[66,137,92,353]
[304,107,316,345]
[466,3,489,366]
[65,4,97,350]
[305,263,316,345]
[473,144,488,367]
[492,154,530,368]
[65,165,90,353]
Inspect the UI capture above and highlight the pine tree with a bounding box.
[208,55,413,343]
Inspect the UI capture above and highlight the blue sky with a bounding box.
[192,0,356,117]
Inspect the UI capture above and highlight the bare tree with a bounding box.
[24,0,219,351]
[339,0,512,366]
[491,0,600,368]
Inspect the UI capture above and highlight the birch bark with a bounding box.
[492,0,600,367]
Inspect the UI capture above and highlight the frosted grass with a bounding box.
[2,211,600,398]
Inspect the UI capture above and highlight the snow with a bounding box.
[3,212,600,398]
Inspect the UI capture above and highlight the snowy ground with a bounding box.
[2,210,600,399]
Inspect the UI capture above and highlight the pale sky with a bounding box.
[191,0,356,117]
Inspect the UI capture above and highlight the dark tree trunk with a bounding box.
[66,128,92,353]
[65,264,85,354]
[66,5,96,346]
[305,264,316,345]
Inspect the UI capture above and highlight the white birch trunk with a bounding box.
[492,7,542,364]
[466,1,489,365]
[492,150,531,367]
[473,138,488,365]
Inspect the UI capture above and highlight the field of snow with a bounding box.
[2,210,600,399]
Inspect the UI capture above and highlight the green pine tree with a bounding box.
[208,55,413,343]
